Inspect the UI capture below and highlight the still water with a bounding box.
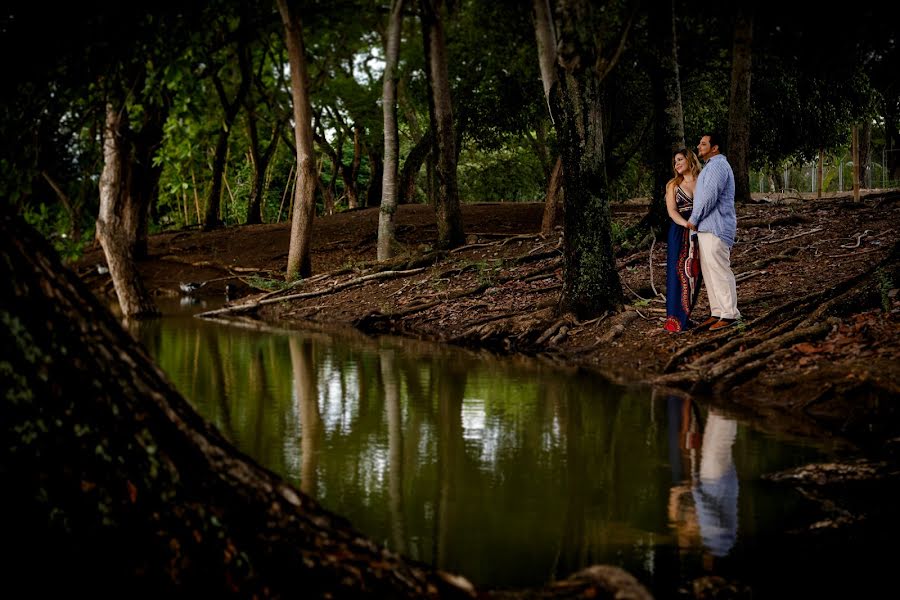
[135,299,848,597]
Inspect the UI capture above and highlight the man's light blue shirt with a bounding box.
[689,154,736,248]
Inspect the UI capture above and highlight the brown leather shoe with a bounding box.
[709,318,739,331]
[697,316,720,330]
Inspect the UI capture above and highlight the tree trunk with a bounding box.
[852,123,861,202]
[532,0,566,237]
[378,0,406,261]
[817,148,824,198]
[421,0,464,250]
[278,0,318,280]
[552,0,625,319]
[203,41,252,231]
[859,119,871,188]
[727,6,753,204]
[347,125,362,209]
[647,0,685,236]
[541,156,564,237]
[400,129,432,204]
[246,112,282,225]
[532,0,556,115]
[366,147,383,208]
[96,103,159,319]
[131,103,168,259]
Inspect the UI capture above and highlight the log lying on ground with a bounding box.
[1,209,652,598]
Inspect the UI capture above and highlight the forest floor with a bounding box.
[78,191,900,457]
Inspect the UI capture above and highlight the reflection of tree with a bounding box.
[290,336,321,497]
[434,361,466,570]
[556,383,586,579]
[381,349,408,555]
[204,325,235,441]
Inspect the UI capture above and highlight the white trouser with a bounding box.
[697,232,740,320]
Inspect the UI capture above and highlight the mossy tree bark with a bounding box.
[551,0,627,319]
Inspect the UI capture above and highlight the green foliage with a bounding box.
[457,137,545,202]
[246,276,289,292]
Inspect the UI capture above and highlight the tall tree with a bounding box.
[421,0,464,250]
[97,102,160,319]
[203,32,252,230]
[532,0,565,237]
[378,0,407,261]
[277,0,318,280]
[646,0,685,236]
[551,0,630,318]
[727,5,753,203]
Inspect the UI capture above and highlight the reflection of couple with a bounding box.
[666,396,738,560]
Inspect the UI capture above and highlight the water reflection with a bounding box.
[135,301,835,596]
[666,397,739,568]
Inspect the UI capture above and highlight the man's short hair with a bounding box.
[703,131,726,154]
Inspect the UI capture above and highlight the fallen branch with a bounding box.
[196,268,426,319]
[760,227,824,245]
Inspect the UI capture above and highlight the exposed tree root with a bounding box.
[655,241,899,392]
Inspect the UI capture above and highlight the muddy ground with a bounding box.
[78,192,900,457]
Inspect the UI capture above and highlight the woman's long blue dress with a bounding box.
[664,186,702,332]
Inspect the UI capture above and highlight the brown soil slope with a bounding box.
[78,194,900,452]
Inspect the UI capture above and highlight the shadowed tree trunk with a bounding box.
[421,0,464,250]
[859,119,871,188]
[278,0,318,280]
[532,0,565,237]
[203,38,252,230]
[96,102,159,319]
[727,6,753,204]
[646,0,685,237]
[378,0,406,261]
[400,129,432,204]
[245,112,282,225]
[551,0,629,319]
[366,146,383,208]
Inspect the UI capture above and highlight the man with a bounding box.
[688,133,740,331]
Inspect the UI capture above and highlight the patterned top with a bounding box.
[675,185,693,217]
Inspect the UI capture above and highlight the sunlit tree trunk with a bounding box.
[378,0,406,261]
[278,0,317,280]
[97,103,159,319]
[727,6,753,204]
[647,0,685,236]
[421,0,464,250]
[552,0,627,318]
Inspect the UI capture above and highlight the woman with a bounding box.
[663,148,703,332]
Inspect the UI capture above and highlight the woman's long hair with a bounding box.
[667,148,702,189]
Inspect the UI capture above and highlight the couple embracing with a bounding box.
[663,132,741,333]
